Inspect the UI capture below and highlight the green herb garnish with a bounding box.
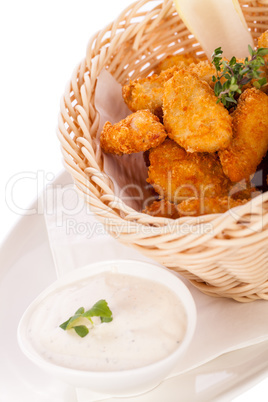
[59,299,113,338]
[212,45,268,109]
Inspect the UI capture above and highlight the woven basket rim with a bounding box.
[57,0,268,301]
[58,0,268,232]
[84,0,265,224]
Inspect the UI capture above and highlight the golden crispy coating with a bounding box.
[147,139,231,203]
[163,70,233,153]
[123,62,217,120]
[187,61,216,88]
[100,110,167,155]
[219,88,268,182]
[122,66,178,119]
[178,196,248,217]
[143,200,180,219]
[154,53,199,74]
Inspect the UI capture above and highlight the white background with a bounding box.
[0,0,267,400]
[0,0,134,244]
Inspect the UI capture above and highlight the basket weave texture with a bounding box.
[58,0,268,302]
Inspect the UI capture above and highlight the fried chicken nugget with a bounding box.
[163,70,232,153]
[122,66,178,119]
[154,53,199,74]
[122,62,217,119]
[219,88,268,182]
[178,196,248,217]
[147,139,231,203]
[100,110,167,155]
[187,60,217,88]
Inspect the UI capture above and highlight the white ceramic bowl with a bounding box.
[18,259,196,396]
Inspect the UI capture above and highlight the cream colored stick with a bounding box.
[174,0,254,60]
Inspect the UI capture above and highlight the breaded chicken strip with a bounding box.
[122,63,217,119]
[147,139,231,203]
[178,197,248,217]
[163,70,232,153]
[143,200,180,219]
[122,66,178,119]
[154,53,199,74]
[187,61,216,88]
[219,88,268,182]
[100,110,167,155]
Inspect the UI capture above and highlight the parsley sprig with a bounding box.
[212,45,268,109]
[59,299,113,338]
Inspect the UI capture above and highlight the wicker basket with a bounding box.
[57,0,268,302]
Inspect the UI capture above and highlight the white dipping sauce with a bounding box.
[27,272,187,371]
